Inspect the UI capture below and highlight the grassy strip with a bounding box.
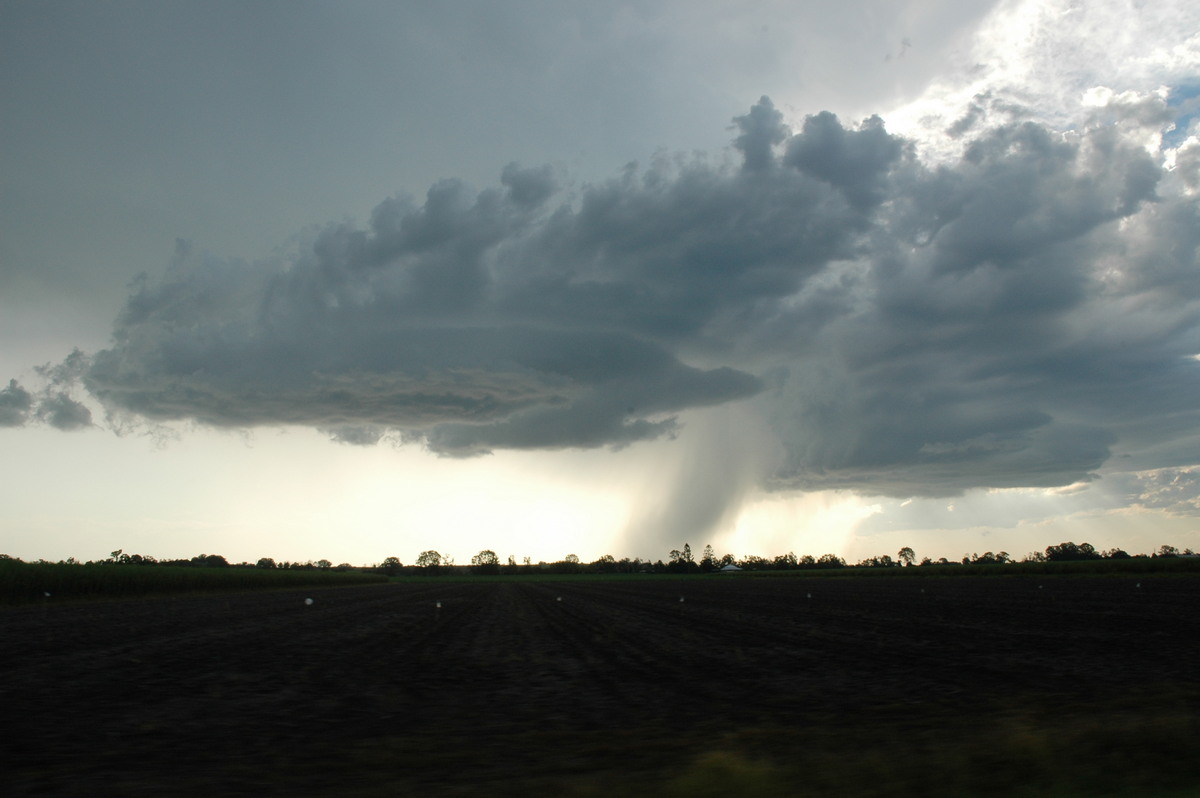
[657,694,1200,797]
[293,688,1200,797]
[0,558,386,605]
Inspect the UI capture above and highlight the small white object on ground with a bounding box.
[304,598,313,606]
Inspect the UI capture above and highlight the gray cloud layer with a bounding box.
[11,95,1200,496]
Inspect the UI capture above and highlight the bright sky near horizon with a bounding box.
[3,0,1200,567]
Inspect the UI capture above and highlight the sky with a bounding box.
[3,0,1200,567]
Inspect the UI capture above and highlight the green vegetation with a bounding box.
[284,688,1200,797]
[391,540,1199,579]
[3,540,1195,603]
[652,695,1200,798]
[0,555,385,605]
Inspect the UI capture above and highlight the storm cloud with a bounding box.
[12,91,1200,496]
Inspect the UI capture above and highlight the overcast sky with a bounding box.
[3,0,1199,566]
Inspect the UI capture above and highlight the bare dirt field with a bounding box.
[4,574,1199,796]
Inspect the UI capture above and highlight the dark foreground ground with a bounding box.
[3,574,1199,796]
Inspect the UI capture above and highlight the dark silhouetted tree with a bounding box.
[416,550,443,573]
[379,556,402,576]
[256,557,277,569]
[471,549,500,575]
[898,547,915,567]
[776,552,798,569]
[1045,542,1101,562]
[591,554,618,574]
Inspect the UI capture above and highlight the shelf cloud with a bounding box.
[10,85,1200,498]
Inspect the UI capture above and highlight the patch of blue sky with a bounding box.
[1164,82,1200,148]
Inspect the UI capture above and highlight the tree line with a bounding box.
[6,541,1194,578]
[372,540,1198,576]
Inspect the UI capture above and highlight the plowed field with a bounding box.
[4,575,1199,796]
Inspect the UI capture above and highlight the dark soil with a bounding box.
[4,575,1199,796]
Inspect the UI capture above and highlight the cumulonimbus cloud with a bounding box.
[9,85,1200,497]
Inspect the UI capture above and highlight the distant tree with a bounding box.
[379,556,402,576]
[256,557,277,569]
[552,553,581,574]
[471,549,500,575]
[667,544,698,572]
[416,550,442,573]
[700,544,717,572]
[815,553,845,569]
[798,554,815,567]
[1157,544,1180,558]
[316,559,332,569]
[1045,542,1101,562]
[898,547,916,567]
[773,552,798,570]
[192,553,229,568]
[591,554,618,574]
[918,557,933,566]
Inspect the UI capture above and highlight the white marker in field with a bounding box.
[436,600,442,609]
[556,596,562,602]
[304,598,314,606]
[679,596,685,603]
